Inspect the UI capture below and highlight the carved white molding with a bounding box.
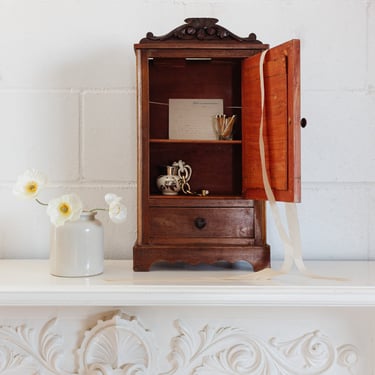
[0,312,360,375]
[77,312,157,374]
[162,320,359,375]
[0,318,68,375]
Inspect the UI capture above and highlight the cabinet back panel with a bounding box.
[149,58,242,140]
[150,142,242,196]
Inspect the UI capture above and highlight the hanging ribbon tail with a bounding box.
[284,203,347,281]
[227,49,346,282]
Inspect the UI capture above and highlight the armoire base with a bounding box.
[133,244,270,272]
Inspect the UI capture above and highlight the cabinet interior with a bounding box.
[148,57,246,197]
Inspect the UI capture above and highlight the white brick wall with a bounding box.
[0,0,374,261]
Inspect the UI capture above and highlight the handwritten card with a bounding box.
[169,98,223,140]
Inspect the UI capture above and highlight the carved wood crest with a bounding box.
[140,18,262,43]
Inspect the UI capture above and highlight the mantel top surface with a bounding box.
[0,260,374,307]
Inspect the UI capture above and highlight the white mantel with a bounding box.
[0,259,374,307]
[0,260,371,374]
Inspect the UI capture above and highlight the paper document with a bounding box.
[169,98,223,140]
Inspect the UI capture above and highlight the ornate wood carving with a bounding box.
[141,18,262,43]
[0,312,360,374]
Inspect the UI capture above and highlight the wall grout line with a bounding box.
[365,0,370,92]
[79,91,84,183]
[0,88,135,93]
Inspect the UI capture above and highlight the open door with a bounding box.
[242,39,301,202]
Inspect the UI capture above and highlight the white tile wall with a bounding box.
[268,183,370,262]
[301,90,375,182]
[369,1,375,91]
[0,0,374,261]
[82,91,137,181]
[0,91,80,181]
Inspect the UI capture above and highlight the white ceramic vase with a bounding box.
[49,212,104,277]
[156,164,182,195]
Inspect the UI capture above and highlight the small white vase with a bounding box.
[49,212,104,277]
[156,165,181,195]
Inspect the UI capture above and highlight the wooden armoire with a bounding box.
[133,18,301,271]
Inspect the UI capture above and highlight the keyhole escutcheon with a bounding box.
[194,217,207,230]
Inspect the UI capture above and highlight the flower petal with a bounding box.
[104,193,126,223]
[104,193,122,205]
[13,169,47,199]
[108,201,127,223]
[47,193,83,227]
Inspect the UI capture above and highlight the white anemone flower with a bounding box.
[14,169,126,227]
[47,193,83,227]
[105,193,127,223]
[13,169,47,199]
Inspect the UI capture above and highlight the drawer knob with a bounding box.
[194,217,206,229]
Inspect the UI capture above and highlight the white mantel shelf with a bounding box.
[0,259,374,307]
[0,260,372,374]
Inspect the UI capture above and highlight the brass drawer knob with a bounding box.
[194,217,206,229]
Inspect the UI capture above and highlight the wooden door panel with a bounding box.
[242,39,301,202]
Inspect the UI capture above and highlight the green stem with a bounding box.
[35,198,108,213]
[35,198,48,206]
[86,208,108,213]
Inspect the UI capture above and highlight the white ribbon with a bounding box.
[231,50,345,281]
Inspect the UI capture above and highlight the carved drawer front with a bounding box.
[149,207,254,239]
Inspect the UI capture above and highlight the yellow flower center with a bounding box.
[25,181,38,194]
[58,202,71,217]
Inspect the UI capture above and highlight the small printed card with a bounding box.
[169,98,223,140]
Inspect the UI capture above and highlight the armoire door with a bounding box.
[242,39,301,203]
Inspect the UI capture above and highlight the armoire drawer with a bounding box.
[149,207,254,238]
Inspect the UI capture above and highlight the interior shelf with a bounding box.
[150,139,242,144]
[149,195,252,208]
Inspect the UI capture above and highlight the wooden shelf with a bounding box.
[149,194,243,199]
[149,196,253,208]
[150,138,242,144]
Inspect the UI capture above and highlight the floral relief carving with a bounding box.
[162,320,359,375]
[0,312,360,375]
[0,318,68,374]
[0,312,157,375]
